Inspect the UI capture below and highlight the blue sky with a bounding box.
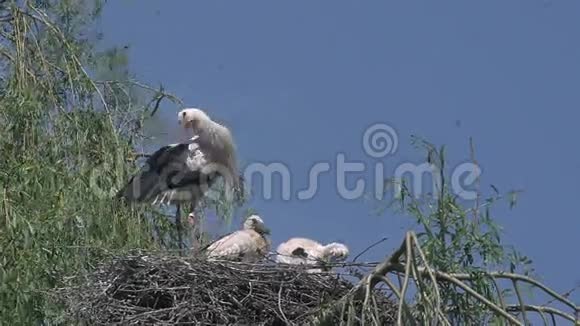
[100,0,579,307]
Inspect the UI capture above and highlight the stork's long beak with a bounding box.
[261,226,271,235]
[187,135,199,144]
[180,122,194,144]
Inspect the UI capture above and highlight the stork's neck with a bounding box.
[322,244,339,257]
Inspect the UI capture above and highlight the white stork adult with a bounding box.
[276,237,349,273]
[202,215,271,262]
[116,108,243,249]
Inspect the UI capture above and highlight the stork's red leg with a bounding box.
[175,204,184,253]
[188,211,201,252]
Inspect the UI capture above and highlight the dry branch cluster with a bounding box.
[349,232,579,325]
[58,253,396,325]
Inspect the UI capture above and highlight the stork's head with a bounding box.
[178,108,211,132]
[243,215,270,235]
[322,242,349,262]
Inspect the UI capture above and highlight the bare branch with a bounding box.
[352,237,388,262]
[505,305,575,323]
[513,280,530,325]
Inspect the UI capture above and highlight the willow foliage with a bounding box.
[0,1,176,323]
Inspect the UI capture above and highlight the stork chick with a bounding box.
[203,215,271,263]
[276,238,349,273]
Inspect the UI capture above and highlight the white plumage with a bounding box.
[204,215,271,262]
[178,108,241,194]
[276,238,349,273]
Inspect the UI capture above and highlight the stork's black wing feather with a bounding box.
[116,143,190,202]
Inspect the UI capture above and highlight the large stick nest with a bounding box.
[58,253,396,325]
